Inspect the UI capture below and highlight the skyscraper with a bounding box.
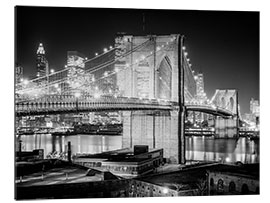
[36,43,49,78]
[194,73,207,103]
[15,64,23,85]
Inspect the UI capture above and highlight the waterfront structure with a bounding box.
[208,165,259,195]
[36,43,49,78]
[73,146,163,178]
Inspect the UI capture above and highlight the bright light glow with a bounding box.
[184,52,188,56]
[109,46,113,49]
[109,89,112,94]
[194,76,198,80]
[95,53,98,56]
[74,92,81,98]
[126,63,130,67]
[182,46,186,50]
[115,67,119,72]
[23,79,29,85]
[85,57,88,60]
[187,58,190,62]
[103,48,108,52]
[65,65,68,68]
[104,71,108,77]
[54,84,58,88]
[50,69,55,73]
[163,188,169,194]
[156,46,161,51]
[94,93,100,99]
[225,157,230,162]
[20,78,24,82]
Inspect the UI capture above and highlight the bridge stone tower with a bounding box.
[211,89,239,138]
[115,34,193,163]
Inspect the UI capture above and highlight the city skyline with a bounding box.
[15,6,259,114]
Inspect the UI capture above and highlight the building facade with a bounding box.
[36,43,49,78]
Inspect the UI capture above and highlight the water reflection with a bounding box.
[17,134,259,164]
[185,136,259,164]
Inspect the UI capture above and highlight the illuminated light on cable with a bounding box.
[194,75,198,80]
[115,67,119,72]
[189,64,192,67]
[95,53,98,56]
[74,92,81,98]
[50,69,55,73]
[109,46,113,49]
[182,46,186,50]
[23,79,29,85]
[103,48,108,52]
[156,46,161,51]
[114,94,117,98]
[184,52,188,56]
[65,65,68,68]
[187,58,190,62]
[150,51,153,55]
[54,84,58,88]
[104,71,108,77]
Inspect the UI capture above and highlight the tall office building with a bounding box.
[36,43,49,78]
[15,64,23,85]
[194,73,207,103]
[250,98,260,117]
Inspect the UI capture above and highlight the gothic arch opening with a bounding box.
[241,184,249,194]
[229,181,236,193]
[156,56,172,100]
[230,97,234,112]
[221,97,226,108]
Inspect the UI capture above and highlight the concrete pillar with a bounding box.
[122,111,133,148]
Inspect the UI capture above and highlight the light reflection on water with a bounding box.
[17,134,259,164]
[185,136,259,164]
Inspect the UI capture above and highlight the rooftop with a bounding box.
[16,159,120,187]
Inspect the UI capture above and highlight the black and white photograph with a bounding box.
[11,1,263,201]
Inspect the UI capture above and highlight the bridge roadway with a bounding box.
[15,95,234,117]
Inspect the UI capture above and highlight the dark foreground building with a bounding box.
[15,158,259,200]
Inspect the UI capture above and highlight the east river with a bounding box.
[16,134,259,164]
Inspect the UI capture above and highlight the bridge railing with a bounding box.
[15,95,175,115]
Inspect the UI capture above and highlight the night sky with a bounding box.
[15,6,259,115]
